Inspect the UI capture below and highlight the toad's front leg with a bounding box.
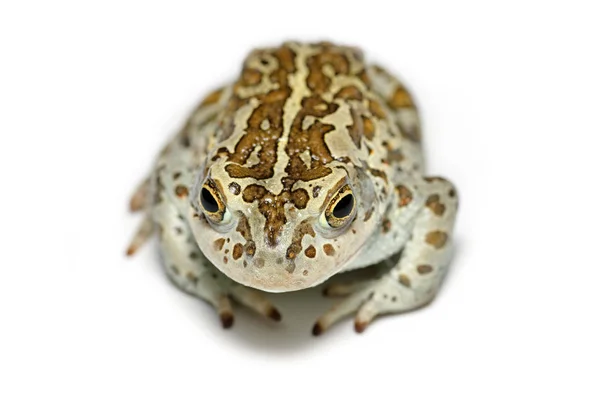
[127,171,283,329]
[154,197,282,328]
[314,177,458,335]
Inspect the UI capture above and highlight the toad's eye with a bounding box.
[323,185,356,229]
[199,180,230,224]
[201,187,219,213]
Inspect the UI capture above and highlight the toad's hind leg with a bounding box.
[316,177,458,335]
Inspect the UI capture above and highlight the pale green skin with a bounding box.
[127,42,458,334]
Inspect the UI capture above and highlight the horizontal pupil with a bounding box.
[332,194,354,218]
[201,188,219,213]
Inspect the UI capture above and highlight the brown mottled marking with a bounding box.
[232,243,243,260]
[303,270,308,276]
[242,184,310,246]
[241,68,262,86]
[172,172,182,180]
[417,265,433,275]
[185,272,198,285]
[223,256,228,264]
[286,246,299,260]
[304,245,316,258]
[323,244,335,256]
[425,231,448,249]
[285,95,337,183]
[236,213,252,241]
[228,182,241,195]
[362,116,375,140]
[399,274,411,288]
[388,87,414,109]
[347,109,363,148]
[364,207,374,221]
[170,265,180,275]
[368,99,386,119]
[449,188,456,198]
[243,240,256,256]
[358,69,371,88]
[306,47,350,94]
[424,176,447,183]
[382,218,392,233]
[396,185,413,207]
[368,168,388,183]
[213,238,226,251]
[223,46,297,180]
[175,185,188,198]
[200,88,224,106]
[287,220,316,260]
[426,194,446,216]
[334,85,363,101]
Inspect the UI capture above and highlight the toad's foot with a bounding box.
[170,267,282,328]
[314,276,432,335]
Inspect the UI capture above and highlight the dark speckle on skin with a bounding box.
[313,186,321,198]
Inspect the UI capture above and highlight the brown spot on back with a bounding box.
[369,99,386,119]
[388,87,414,109]
[213,238,226,251]
[382,218,392,233]
[185,272,198,285]
[417,265,433,275]
[362,116,375,140]
[306,47,350,94]
[200,88,224,106]
[240,68,262,86]
[334,85,363,101]
[175,185,189,198]
[323,244,335,256]
[368,168,388,183]
[425,194,446,216]
[425,231,448,249]
[223,46,297,180]
[347,108,363,148]
[396,185,413,207]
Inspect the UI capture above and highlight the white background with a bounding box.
[1,1,599,399]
